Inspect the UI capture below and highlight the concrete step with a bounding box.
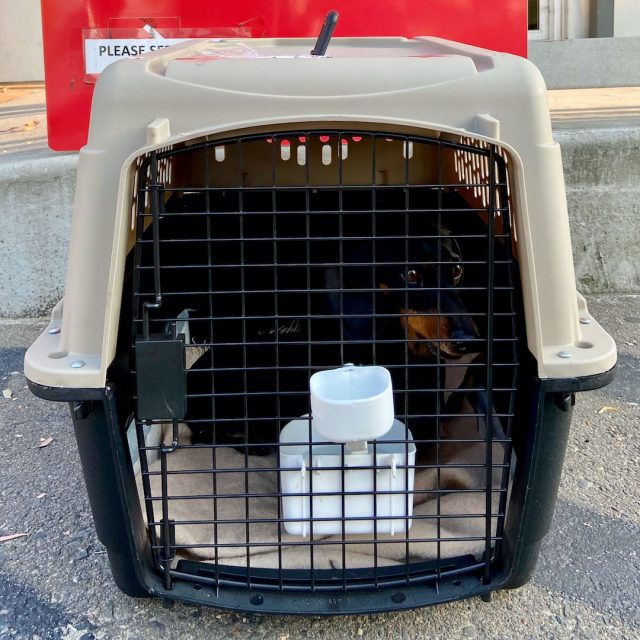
[0,148,76,317]
[0,85,638,317]
[555,124,640,294]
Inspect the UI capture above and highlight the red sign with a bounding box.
[41,0,527,151]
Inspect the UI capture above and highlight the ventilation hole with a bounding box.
[322,144,332,166]
[319,135,330,143]
[250,594,264,606]
[341,139,349,159]
[297,144,306,166]
[214,146,225,162]
[391,592,406,603]
[281,140,291,161]
[452,579,462,586]
[352,135,362,142]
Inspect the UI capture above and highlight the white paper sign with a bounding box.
[84,38,196,74]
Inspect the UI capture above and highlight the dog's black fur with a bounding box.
[135,191,494,453]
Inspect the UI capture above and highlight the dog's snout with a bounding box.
[452,340,472,355]
[450,327,479,355]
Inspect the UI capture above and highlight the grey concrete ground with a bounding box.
[0,294,638,640]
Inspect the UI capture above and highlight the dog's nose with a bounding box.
[451,328,479,355]
[453,341,471,354]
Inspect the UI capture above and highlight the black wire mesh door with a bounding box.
[131,130,521,594]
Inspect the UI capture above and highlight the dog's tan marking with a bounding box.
[400,308,465,359]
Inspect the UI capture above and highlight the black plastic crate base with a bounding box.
[28,365,614,615]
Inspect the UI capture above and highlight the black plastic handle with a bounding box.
[310,10,339,56]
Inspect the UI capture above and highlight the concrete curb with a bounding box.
[0,126,638,317]
[0,151,77,317]
[557,126,640,294]
[529,37,640,89]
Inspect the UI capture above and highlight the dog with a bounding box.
[138,193,489,453]
[323,227,480,359]
[322,225,486,449]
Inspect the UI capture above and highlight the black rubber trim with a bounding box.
[538,363,617,393]
[26,379,109,403]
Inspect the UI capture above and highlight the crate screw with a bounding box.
[70,360,86,368]
[48,327,61,334]
[579,317,592,325]
[557,351,572,359]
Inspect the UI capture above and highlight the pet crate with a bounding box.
[25,35,616,614]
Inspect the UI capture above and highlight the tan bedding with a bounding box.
[137,406,507,570]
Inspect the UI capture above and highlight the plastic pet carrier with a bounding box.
[26,33,616,614]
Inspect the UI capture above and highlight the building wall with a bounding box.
[614,0,640,36]
[567,0,590,38]
[0,0,45,82]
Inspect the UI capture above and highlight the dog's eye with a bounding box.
[452,264,463,286]
[405,269,419,284]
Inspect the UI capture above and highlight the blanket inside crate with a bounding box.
[137,404,507,570]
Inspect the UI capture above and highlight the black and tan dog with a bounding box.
[323,226,487,449]
[142,197,487,452]
[324,228,481,361]
[381,233,479,361]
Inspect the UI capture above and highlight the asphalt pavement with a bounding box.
[0,294,639,639]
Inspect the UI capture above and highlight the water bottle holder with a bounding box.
[279,418,416,537]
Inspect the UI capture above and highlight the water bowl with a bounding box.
[310,364,394,443]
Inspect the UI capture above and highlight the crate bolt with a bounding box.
[579,317,592,325]
[70,360,86,368]
[557,351,572,359]
[48,327,61,334]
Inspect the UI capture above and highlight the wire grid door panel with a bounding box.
[132,130,520,592]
